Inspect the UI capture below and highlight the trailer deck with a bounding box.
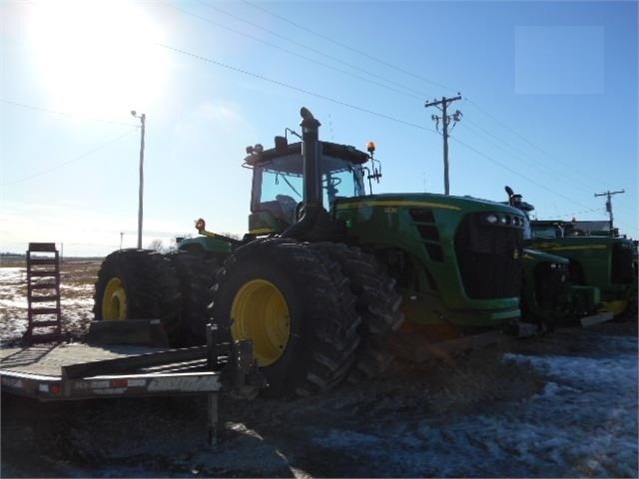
[0,321,261,446]
[0,342,221,400]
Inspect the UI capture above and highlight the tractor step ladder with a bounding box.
[24,243,63,344]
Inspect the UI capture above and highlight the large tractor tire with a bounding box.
[93,249,181,343]
[311,243,404,383]
[168,252,220,346]
[210,238,360,397]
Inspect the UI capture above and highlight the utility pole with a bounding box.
[120,232,124,250]
[594,189,625,236]
[425,94,462,195]
[131,111,146,249]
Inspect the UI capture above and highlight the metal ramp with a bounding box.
[24,242,62,344]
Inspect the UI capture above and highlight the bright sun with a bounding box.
[27,0,169,119]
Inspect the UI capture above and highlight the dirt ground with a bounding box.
[1,259,637,478]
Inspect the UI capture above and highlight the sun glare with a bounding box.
[27,0,169,119]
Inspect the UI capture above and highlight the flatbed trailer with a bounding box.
[0,321,261,447]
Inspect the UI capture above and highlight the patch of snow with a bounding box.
[0,298,27,309]
[299,338,638,478]
[0,268,26,283]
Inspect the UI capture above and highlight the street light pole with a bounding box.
[131,111,146,249]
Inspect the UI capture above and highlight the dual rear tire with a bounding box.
[210,239,403,396]
[93,249,181,340]
[93,249,216,347]
[210,239,363,397]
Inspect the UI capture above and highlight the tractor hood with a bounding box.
[337,192,525,216]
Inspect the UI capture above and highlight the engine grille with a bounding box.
[533,263,565,310]
[454,214,523,300]
[611,243,634,284]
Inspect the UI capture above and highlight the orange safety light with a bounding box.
[367,141,376,154]
[195,218,206,232]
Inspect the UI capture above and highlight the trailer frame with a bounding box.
[0,321,261,447]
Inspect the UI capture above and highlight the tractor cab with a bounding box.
[530,220,567,239]
[243,137,371,235]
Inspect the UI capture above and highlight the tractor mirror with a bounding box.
[505,185,514,197]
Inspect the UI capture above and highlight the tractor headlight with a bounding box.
[486,213,498,224]
[499,215,508,225]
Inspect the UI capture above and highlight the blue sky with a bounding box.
[1,0,637,256]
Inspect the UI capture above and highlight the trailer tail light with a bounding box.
[50,384,62,396]
[111,379,128,388]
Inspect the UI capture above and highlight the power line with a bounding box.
[555,207,605,218]
[241,0,458,94]
[463,98,606,191]
[157,38,629,228]
[1,128,137,186]
[155,42,438,133]
[455,126,637,230]
[0,99,138,127]
[155,6,635,231]
[449,134,597,212]
[195,1,428,99]
[460,120,597,197]
[236,2,622,200]
[162,3,424,102]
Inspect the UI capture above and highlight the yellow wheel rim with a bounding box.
[231,279,290,367]
[601,299,629,315]
[102,277,128,320]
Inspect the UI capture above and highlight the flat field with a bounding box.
[0,258,100,342]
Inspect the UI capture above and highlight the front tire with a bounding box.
[210,239,359,397]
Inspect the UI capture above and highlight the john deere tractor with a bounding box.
[504,186,635,321]
[94,107,529,397]
[504,187,609,328]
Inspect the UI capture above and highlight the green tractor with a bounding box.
[504,187,635,320]
[94,107,529,396]
[504,187,609,328]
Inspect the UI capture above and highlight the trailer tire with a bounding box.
[210,238,359,397]
[169,252,220,346]
[310,243,404,383]
[93,249,181,343]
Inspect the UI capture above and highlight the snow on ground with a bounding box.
[362,337,638,478]
[0,267,25,283]
[0,264,95,342]
[6,324,625,479]
[203,327,637,478]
